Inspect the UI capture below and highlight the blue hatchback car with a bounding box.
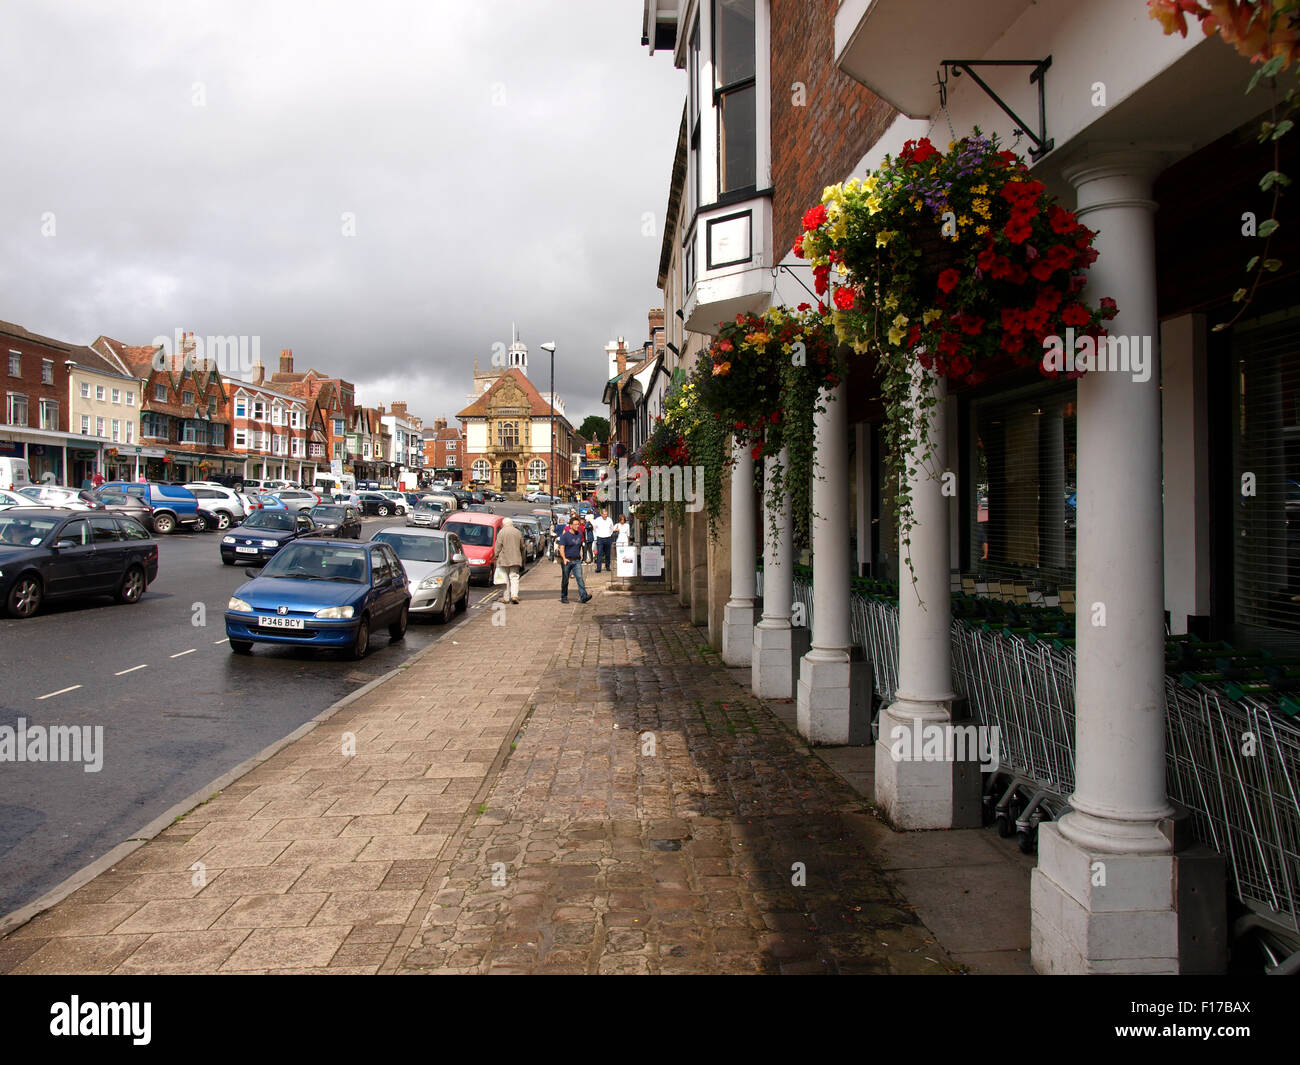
[224,538,410,659]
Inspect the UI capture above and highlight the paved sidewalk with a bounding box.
[0,556,1006,975]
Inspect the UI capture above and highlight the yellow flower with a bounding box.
[972,198,991,218]
[883,293,899,312]
[863,175,880,193]
[972,183,988,195]
[822,182,843,205]
[958,215,972,228]
[844,177,862,195]
[892,313,909,330]
[866,194,883,215]
[887,324,907,346]
[829,216,848,241]
[922,308,943,325]
[975,224,989,236]
[875,230,896,248]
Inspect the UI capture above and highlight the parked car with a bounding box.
[0,509,158,618]
[513,516,543,563]
[406,499,448,529]
[275,488,320,513]
[18,485,98,510]
[220,508,316,565]
[465,502,495,514]
[0,488,53,510]
[376,490,410,513]
[482,489,506,503]
[309,503,362,539]
[224,538,410,658]
[370,527,470,623]
[355,491,404,517]
[253,493,288,511]
[185,483,248,531]
[440,511,505,584]
[88,488,155,527]
[99,481,202,535]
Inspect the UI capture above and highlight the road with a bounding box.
[0,502,544,917]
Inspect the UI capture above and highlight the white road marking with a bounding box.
[37,685,82,700]
[170,649,196,659]
[114,664,148,676]
[214,638,228,644]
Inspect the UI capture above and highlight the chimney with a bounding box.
[648,307,664,338]
[392,401,407,417]
[616,339,628,377]
[251,360,265,386]
[435,417,447,431]
[279,348,294,375]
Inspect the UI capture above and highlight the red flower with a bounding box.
[793,234,806,258]
[950,354,972,376]
[770,410,781,424]
[937,268,961,293]
[937,332,960,357]
[911,138,939,163]
[718,338,734,352]
[803,204,829,231]
[1048,205,1078,235]
[976,247,997,272]
[917,353,934,370]
[1005,218,1033,244]
[1061,303,1092,327]
[906,323,922,346]
[751,443,763,460]
[1098,296,1119,320]
[833,287,856,310]
[797,302,811,312]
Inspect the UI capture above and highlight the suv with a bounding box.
[100,481,201,535]
[274,488,321,513]
[185,483,248,531]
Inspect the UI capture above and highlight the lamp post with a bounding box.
[541,342,556,500]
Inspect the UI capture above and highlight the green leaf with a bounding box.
[1259,219,1280,238]
[1247,255,1261,271]
[1261,171,1293,190]
[1232,288,1249,303]
[1262,55,1286,80]
[1274,119,1295,140]
[1264,258,1283,272]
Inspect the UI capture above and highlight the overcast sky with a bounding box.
[0,0,681,429]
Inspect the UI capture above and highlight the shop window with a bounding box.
[969,385,1077,584]
[1233,313,1300,647]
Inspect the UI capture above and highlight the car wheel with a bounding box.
[215,511,232,531]
[437,594,454,624]
[116,565,146,604]
[456,585,469,613]
[230,639,253,654]
[6,573,42,618]
[194,514,208,533]
[377,505,389,517]
[153,513,176,535]
[389,604,408,640]
[347,616,370,660]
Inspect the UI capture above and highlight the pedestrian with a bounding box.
[582,516,595,563]
[91,470,105,489]
[593,507,615,572]
[555,518,592,604]
[615,513,631,547]
[495,517,525,604]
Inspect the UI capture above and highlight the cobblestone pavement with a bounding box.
[0,558,956,975]
[398,579,956,975]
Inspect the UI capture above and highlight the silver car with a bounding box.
[513,516,543,563]
[406,498,448,529]
[185,484,248,531]
[369,527,470,624]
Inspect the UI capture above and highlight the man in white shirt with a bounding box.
[592,508,615,572]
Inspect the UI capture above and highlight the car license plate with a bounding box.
[236,545,259,554]
[259,616,304,629]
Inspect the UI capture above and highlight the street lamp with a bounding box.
[540,342,556,500]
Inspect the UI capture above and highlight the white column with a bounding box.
[855,422,871,576]
[797,380,855,743]
[723,438,757,666]
[752,446,794,697]
[1032,152,1221,974]
[875,371,979,828]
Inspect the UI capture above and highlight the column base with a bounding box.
[1031,822,1227,974]
[722,600,756,666]
[796,648,873,746]
[873,697,983,829]
[752,621,799,698]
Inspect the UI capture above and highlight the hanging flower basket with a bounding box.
[796,130,1119,580]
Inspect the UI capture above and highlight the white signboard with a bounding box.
[616,545,638,577]
[330,458,343,476]
[640,545,663,578]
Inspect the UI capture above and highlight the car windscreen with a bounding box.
[311,506,345,519]
[441,521,494,547]
[94,491,134,505]
[0,515,61,546]
[416,500,445,511]
[372,532,447,563]
[243,510,296,531]
[260,542,368,581]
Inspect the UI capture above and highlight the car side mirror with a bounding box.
[453,552,466,564]
[245,567,259,578]
[53,539,77,550]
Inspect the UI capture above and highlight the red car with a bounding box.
[440,511,505,584]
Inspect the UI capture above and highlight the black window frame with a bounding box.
[712,0,757,198]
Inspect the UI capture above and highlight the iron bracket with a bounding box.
[938,58,1054,161]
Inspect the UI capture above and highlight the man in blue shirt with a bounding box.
[555,518,592,604]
